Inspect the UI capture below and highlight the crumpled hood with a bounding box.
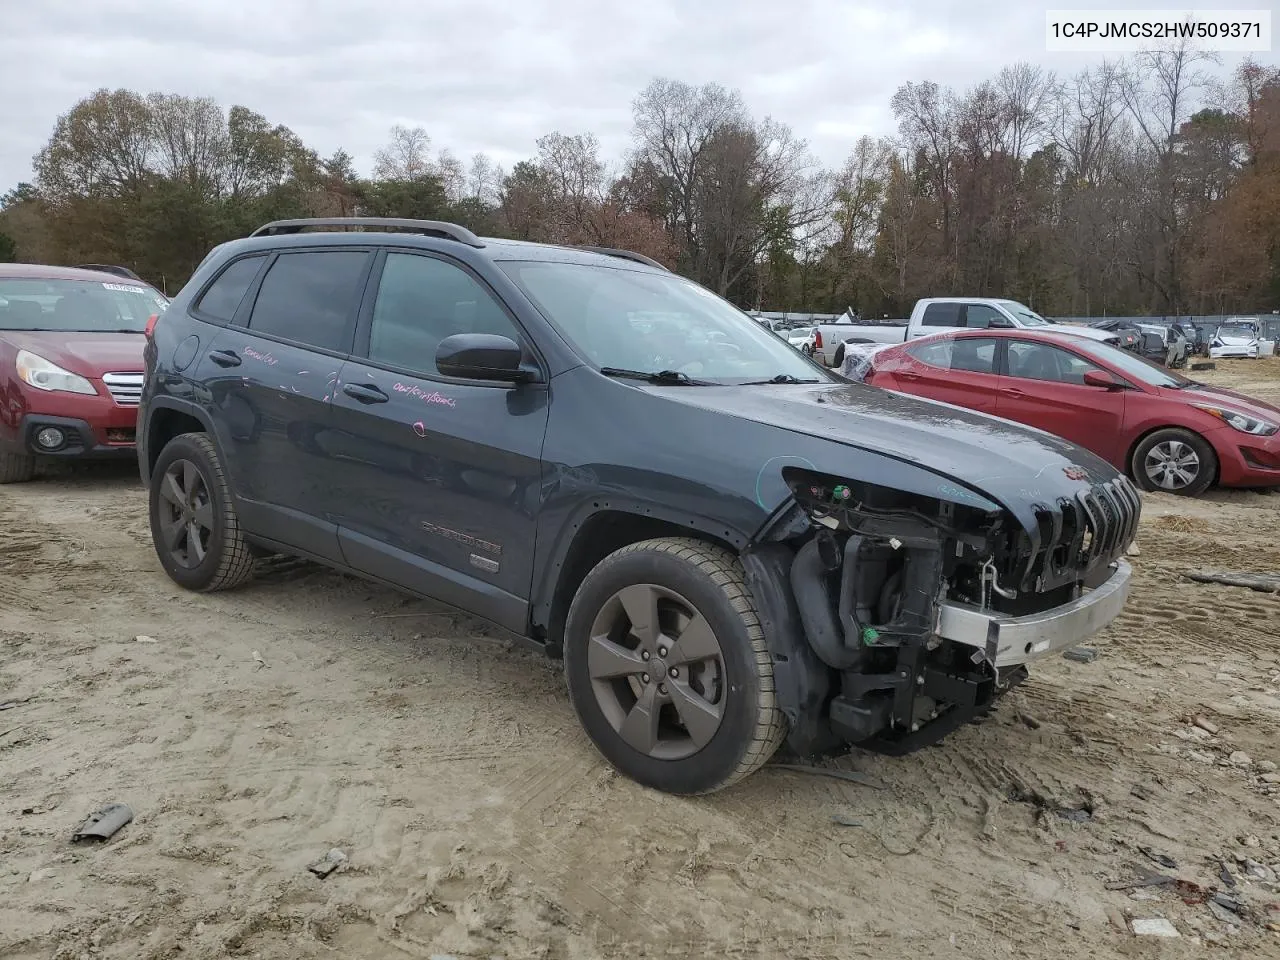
[0,331,145,377]
[652,379,1121,524]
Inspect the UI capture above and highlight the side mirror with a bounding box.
[436,333,535,383]
[1083,370,1123,389]
[987,315,1014,329]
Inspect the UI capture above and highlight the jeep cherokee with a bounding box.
[138,217,1139,795]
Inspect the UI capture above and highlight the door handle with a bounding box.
[208,349,241,368]
[342,382,389,404]
[1004,388,1025,397]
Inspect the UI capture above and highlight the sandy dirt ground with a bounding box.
[2,359,1280,959]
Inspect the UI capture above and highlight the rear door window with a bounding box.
[921,302,963,327]
[906,337,997,373]
[245,251,371,353]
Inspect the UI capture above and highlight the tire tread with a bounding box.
[159,433,256,591]
[0,452,36,484]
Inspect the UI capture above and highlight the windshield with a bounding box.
[0,278,167,332]
[1067,336,1191,388]
[997,300,1050,327]
[498,261,829,383]
[1217,325,1256,339]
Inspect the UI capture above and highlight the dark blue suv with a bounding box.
[138,218,1138,794]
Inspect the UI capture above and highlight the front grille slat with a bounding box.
[1028,475,1139,591]
[102,372,143,407]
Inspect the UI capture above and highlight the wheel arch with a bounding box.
[143,398,213,482]
[533,501,746,657]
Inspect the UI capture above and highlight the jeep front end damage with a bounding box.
[766,468,1137,755]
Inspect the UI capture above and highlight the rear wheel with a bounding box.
[0,452,36,484]
[1131,428,1217,497]
[563,538,786,794]
[148,432,256,591]
[832,343,846,368]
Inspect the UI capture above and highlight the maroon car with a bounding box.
[0,263,168,482]
[860,328,1280,496]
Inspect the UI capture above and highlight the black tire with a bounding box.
[1131,428,1217,497]
[563,537,786,794]
[148,432,256,591]
[0,452,35,484]
[832,344,846,369]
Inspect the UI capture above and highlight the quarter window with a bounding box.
[195,256,265,322]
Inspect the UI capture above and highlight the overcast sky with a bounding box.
[1,0,1274,190]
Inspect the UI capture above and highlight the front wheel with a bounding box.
[148,432,257,591]
[1131,428,1217,496]
[563,538,786,795]
[0,452,35,484]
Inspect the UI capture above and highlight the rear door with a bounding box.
[323,249,550,631]
[193,247,374,560]
[885,335,1002,414]
[997,339,1127,462]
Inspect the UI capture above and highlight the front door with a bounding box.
[998,339,1127,463]
[193,247,374,561]
[324,250,550,632]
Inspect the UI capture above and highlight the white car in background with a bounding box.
[787,326,816,356]
[1209,321,1261,359]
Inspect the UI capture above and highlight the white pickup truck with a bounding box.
[812,297,1114,367]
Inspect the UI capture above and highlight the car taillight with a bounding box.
[145,314,159,339]
[814,330,823,348]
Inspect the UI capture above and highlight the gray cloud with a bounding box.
[0,0,1271,189]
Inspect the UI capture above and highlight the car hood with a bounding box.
[0,330,146,376]
[654,380,1121,521]
[1164,382,1280,420]
[1213,334,1257,346]
[1048,323,1115,342]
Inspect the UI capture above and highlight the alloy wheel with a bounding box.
[157,459,214,568]
[587,583,726,760]
[1144,439,1201,491]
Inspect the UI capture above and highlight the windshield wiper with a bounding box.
[599,367,710,385]
[739,374,823,384]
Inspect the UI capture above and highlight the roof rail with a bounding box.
[575,245,669,271]
[249,217,485,248]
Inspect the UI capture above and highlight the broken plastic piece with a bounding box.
[307,848,348,878]
[1063,647,1099,663]
[72,802,134,842]
[1130,918,1179,937]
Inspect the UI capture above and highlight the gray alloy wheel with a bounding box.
[1144,439,1201,491]
[157,458,215,568]
[563,537,786,794]
[1131,427,1216,497]
[148,432,257,591]
[586,582,727,760]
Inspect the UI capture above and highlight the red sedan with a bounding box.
[860,328,1280,496]
[1,264,168,483]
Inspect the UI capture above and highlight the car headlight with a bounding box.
[1192,402,1278,436]
[15,350,97,396]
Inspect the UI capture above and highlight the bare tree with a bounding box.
[1119,41,1220,310]
[372,124,432,180]
[890,80,957,254]
[996,63,1056,159]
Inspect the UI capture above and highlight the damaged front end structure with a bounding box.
[742,467,1139,758]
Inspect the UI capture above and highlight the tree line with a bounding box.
[1,47,1277,318]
